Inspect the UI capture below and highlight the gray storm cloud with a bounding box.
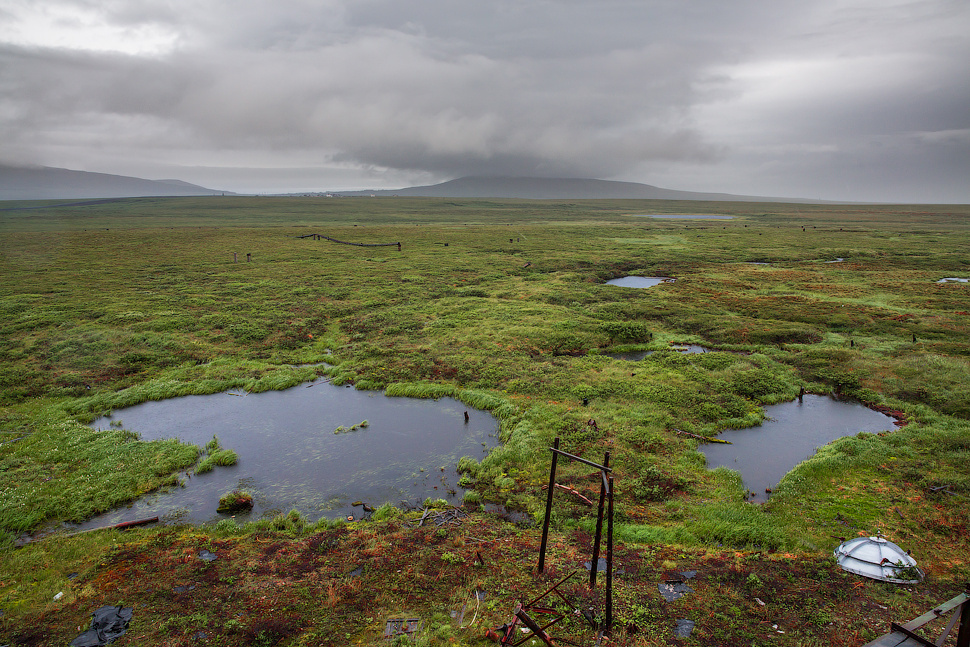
[1,0,968,200]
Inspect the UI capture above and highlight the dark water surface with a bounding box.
[633,214,733,220]
[700,395,897,503]
[605,276,674,288]
[83,380,498,528]
[607,345,709,361]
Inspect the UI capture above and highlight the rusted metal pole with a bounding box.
[537,437,560,573]
[605,476,614,634]
[589,452,610,589]
[549,448,611,473]
[514,608,556,647]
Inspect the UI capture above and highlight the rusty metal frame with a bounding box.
[490,571,589,647]
[536,437,615,635]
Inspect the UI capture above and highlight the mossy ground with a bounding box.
[1,512,962,646]
[1,197,969,645]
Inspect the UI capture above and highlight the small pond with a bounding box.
[700,395,897,503]
[633,215,734,220]
[605,276,674,288]
[608,345,709,361]
[937,277,969,283]
[81,379,499,529]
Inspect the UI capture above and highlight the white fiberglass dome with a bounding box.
[834,535,924,584]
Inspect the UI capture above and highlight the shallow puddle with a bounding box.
[700,395,897,503]
[607,345,708,361]
[82,380,498,528]
[937,277,969,283]
[605,276,674,288]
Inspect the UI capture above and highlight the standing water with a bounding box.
[82,379,498,528]
[700,395,897,502]
[605,276,674,288]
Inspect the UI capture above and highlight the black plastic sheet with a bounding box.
[70,606,133,646]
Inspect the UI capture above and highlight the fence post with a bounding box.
[537,437,560,573]
[605,476,614,634]
[589,451,610,588]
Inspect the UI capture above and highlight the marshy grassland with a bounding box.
[1,196,969,645]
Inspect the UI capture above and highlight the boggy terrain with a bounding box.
[1,197,969,645]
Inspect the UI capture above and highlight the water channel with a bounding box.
[82,380,499,529]
[700,395,897,503]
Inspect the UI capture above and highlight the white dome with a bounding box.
[834,536,923,584]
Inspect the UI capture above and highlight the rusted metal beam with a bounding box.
[589,451,609,589]
[537,437,560,573]
[549,447,612,472]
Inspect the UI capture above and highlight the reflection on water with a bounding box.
[605,276,674,288]
[608,345,708,361]
[700,395,896,503]
[937,277,969,283]
[81,380,498,528]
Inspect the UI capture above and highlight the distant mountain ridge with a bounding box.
[0,165,229,200]
[338,176,816,202]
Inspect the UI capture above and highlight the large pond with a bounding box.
[605,276,674,288]
[700,395,897,503]
[82,380,499,528]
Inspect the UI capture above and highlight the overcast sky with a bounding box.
[2,0,968,201]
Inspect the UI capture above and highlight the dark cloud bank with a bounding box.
[1,0,968,202]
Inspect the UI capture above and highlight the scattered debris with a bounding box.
[69,606,133,647]
[383,618,421,640]
[416,506,467,527]
[460,590,487,629]
[674,619,695,639]
[584,558,608,573]
[658,581,694,602]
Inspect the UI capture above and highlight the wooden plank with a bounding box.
[862,632,925,647]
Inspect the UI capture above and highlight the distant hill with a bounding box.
[0,165,230,200]
[337,176,816,202]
